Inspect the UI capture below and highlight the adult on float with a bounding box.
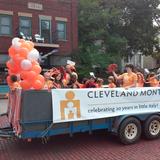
[135,69,145,87]
[67,72,81,88]
[146,72,159,87]
[52,69,65,88]
[112,64,137,89]
[63,61,76,87]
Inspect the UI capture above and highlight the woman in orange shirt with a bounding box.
[112,64,137,89]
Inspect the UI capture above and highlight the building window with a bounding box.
[19,17,32,36]
[0,14,12,36]
[57,21,66,40]
[40,19,51,43]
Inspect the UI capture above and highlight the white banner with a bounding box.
[51,87,160,123]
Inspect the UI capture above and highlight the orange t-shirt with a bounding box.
[10,82,21,91]
[119,72,137,88]
[108,83,116,88]
[148,78,159,87]
[44,80,53,89]
[96,84,103,88]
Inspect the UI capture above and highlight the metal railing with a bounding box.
[16,31,59,44]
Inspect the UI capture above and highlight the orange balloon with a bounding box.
[33,80,43,90]
[6,60,14,69]
[26,71,37,81]
[13,63,21,73]
[13,54,24,66]
[27,41,34,48]
[12,53,20,61]
[9,69,16,74]
[36,75,45,84]
[21,42,33,51]
[32,65,42,74]
[32,60,39,66]
[6,76,11,85]
[20,71,28,80]
[8,46,16,57]
[8,70,14,75]
[19,39,25,43]
[6,60,20,74]
[9,63,21,74]
[20,80,31,90]
[17,48,28,58]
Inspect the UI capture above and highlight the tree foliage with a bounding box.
[74,0,160,77]
[116,0,160,55]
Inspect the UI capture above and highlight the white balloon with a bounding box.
[27,49,40,61]
[21,59,32,71]
[12,37,21,49]
[12,37,20,45]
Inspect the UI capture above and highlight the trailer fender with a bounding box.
[111,115,130,134]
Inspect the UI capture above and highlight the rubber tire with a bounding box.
[118,117,141,145]
[143,115,160,140]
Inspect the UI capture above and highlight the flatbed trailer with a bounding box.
[0,89,160,145]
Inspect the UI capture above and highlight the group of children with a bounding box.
[8,63,160,91]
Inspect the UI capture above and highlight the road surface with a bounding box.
[0,132,160,160]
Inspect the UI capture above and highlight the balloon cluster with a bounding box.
[6,38,45,90]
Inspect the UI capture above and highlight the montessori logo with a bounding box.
[60,91,81,120]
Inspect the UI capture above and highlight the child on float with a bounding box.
[85,76,97,88]
[67,72,81,88]
[80,78,88,88]
[64,62,76,86]
[112,64,137,89]
[107,76,116,88]
[96,78,104,88]
[9,75,21,91]
[52,71,65,88]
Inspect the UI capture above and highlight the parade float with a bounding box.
[0,38,160,145]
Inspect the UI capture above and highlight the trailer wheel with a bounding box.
[118,117,141,145]
[143,115,160,140]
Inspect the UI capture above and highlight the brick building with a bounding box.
[0,0,78,83]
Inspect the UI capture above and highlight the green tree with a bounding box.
[75,0,160,78]
[75,0,127,77]
[116,0,160,55]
